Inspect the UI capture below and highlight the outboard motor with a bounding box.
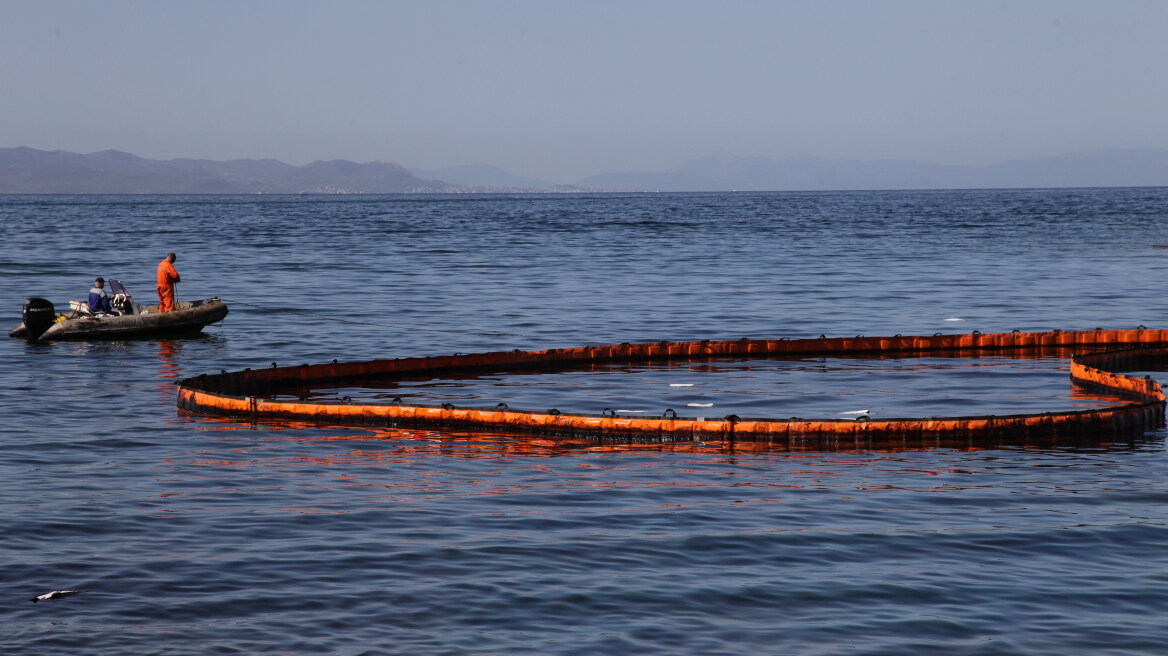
[22,297,56,339]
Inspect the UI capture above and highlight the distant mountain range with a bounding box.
[2,146,1167,193]
[578,149,1168,191]
[0,147,453,194]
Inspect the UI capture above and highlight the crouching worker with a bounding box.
[88,277,112,314]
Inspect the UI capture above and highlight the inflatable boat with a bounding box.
[9,279,228,341]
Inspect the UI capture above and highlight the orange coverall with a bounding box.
[156,258,181,312]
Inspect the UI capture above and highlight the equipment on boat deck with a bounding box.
[108,278,140,316]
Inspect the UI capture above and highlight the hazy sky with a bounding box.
[3,0,1166,183]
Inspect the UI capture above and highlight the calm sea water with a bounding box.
[3,189,1168,655]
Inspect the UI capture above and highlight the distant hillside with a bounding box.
[0,147,455,194]
[410,163,555,190]
[576,150,1168,191]
[7,146,1167,194]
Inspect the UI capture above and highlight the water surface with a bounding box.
[3,189,1168,655]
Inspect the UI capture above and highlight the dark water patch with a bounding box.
[288,352,1114,419]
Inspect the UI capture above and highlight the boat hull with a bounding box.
[9,298,228,341]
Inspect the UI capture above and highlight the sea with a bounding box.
[2,188,1168,655]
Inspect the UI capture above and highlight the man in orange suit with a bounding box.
[156,252,181,312]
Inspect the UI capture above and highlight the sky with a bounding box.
[3,0,1167,183]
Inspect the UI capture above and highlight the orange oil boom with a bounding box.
[177,330,1168,445]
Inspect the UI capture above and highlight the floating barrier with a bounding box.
[177,330,1168,445]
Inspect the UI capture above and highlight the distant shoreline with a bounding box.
[3,146,1167,194]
